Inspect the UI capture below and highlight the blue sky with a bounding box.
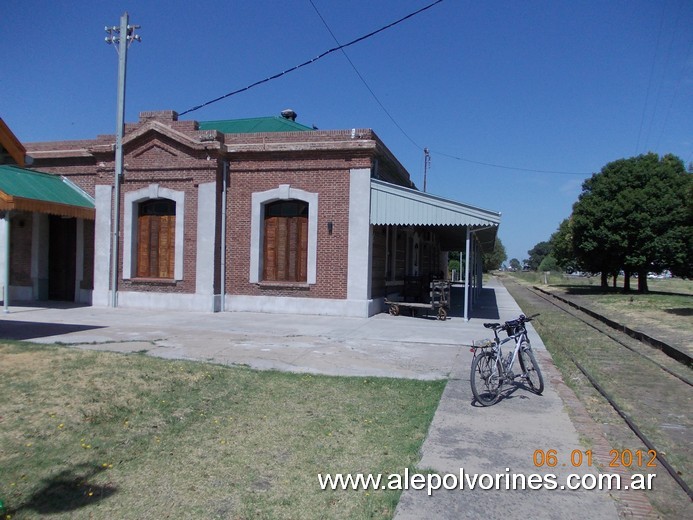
[2,0,692,263]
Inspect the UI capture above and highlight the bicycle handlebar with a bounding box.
[482,314,540,330]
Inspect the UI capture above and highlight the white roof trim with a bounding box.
[370,179,501,227]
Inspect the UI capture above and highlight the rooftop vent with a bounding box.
[280,109,297,121]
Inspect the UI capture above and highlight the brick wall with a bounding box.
[21,110,417,308]
[226,153,370,300]
[116,139,218,295]
[10,212,32,286]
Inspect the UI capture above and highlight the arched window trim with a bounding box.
[250,185,318,284]
[124,184,185,280]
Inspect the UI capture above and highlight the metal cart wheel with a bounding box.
[389,304,400,316]
[437,307,448,321]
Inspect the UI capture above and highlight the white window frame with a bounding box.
[123,184,185,280]
[250,184,318,284]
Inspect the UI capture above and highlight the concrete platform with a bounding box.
[0,278,619,518]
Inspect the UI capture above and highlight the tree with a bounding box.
[549,218,578,272]
[538,254,559,272]
[483,237,507,272]
[448,259,460,275]
[572,153,691,292]
[526,241,552,271]
[509,258,521,271]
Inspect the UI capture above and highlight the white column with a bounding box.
[196,182,216,310]
[347,168,372,305]
[94,185,113,306]
[1,212,9,312]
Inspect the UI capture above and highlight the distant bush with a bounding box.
[538,254,561,272]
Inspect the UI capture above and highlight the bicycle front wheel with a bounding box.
[470,352,502,406]
[519,345,544,395]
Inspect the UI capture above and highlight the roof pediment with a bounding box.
[122,121,219,152]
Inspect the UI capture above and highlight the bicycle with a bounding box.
[470,314,544,406]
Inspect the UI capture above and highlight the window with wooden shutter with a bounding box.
[263,200,308,282]
[137,199,176,278]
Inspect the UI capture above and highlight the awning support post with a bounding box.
[464,226,471,321]
[3,211,10,313]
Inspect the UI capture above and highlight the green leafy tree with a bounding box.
[483,237,507,272]
[509,258,521,271]
[538,254,559,272]
[549,218,578,272]
[526,241,552,271]
[572,153,691,292]
[448,259,460,275]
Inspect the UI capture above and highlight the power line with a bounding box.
[307,0,425,151]
[655,35,693,151]
[306,2,589,178]
[178,0,444,116]
[430,149,592,175]
[179,0,592,177]
[635,1,666,154]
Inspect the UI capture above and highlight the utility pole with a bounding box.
[423,147,431,193]
[105,13,141,308]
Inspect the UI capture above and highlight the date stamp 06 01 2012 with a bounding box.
[533,449,658,469]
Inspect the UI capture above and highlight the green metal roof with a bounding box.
[199,116,313,134]
[0,165,94,209]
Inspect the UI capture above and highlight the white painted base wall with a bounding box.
[99,291,219,312]
[226,295,382,318]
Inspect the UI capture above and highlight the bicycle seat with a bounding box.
[484,322,501,329]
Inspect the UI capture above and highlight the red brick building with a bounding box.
[18,110,500,318]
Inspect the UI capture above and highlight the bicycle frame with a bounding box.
[487,327,529,382]
[470,313,544,405]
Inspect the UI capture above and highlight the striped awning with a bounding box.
[370,179,501,251]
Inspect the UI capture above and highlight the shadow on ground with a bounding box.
[0,320,104,341]
[3,463,117,517]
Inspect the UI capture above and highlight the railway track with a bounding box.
[502,277,693,516]
[529,285,692,387]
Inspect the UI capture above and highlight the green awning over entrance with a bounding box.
[0,165,95,219]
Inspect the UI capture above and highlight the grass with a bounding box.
[0,342,445,519]
[507,271,693,341]
[502,276,693,519]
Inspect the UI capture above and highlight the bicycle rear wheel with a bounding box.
[519,345,544,394]
[471,352,502,406]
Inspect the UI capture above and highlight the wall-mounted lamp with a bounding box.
[327,221,333,235]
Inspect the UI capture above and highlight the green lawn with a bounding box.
[507,272,693,340]
[0,342,445,519]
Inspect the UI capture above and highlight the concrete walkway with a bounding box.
[0,278,619,518]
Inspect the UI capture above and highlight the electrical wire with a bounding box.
[180,0,594,177]
[655,36,693,151]
[429,149,592,175]
[307,0,424,151]
[635,2,666,154]
[178,0,444,116]
[307,1,591,177]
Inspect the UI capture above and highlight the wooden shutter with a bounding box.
[137,215,151,277]
[264,216,278,281]
[158,215,174,278]
[262,214,308,282]
[298,216,308,282]
[137,212,176,278]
